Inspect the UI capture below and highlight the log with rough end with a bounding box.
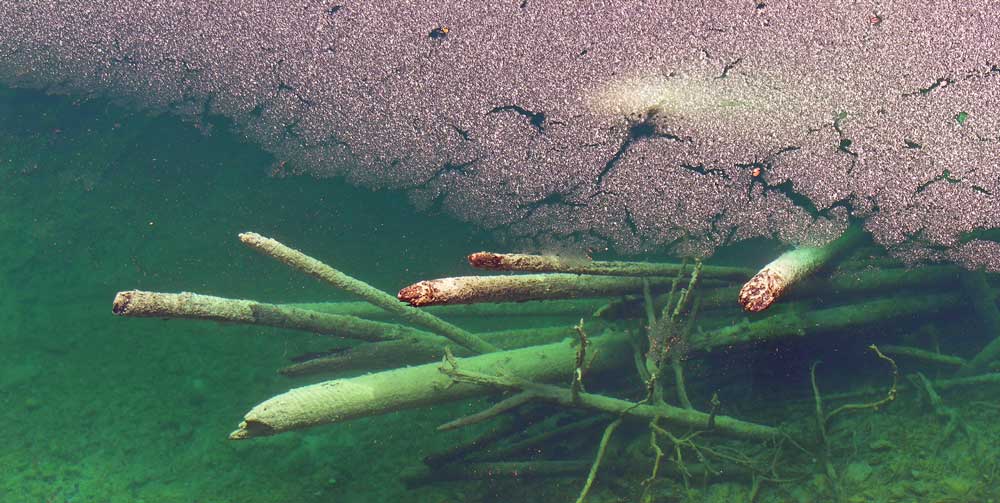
[229,332,634,440]
[397,273,713,307]
[112,290,443,345]
[738,226,864,312]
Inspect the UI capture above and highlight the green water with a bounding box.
[2,86,999,502]
[0,87,501,502]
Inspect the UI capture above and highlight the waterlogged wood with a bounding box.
[956,271,1000,376]
[397,273,720,307]
[597,266,959,320]
[239,232,497,353]
[287,298,610,320]
[233,331,777,442]
[739,226,864,312]
[690,293,961,352]
[880,345,966,368]
[112,290,442,345]
[230,333,634,439]
[468,251,753,281]
[280,325,585,377]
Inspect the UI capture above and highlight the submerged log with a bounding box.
[288,298,609,320]
[239,232,497,353]
[230,331,778,442]
[279,325,586,377]
[956,271,1000,376]
[598,266,959,321]
[397,273,724,307]
[468,251,753,281]
[690,293,961,352]
[738,226,864,312]
[230,332,633,440]
[112,290,443,345]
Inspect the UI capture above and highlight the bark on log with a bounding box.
[738,226,864,312]
[230,332,778,442]
[239,232,496,353]
[468,252,753,281]
[279,325,586,377]
[112,290,443,345]
[230,332,634,440]
[398,273,724,307]
[598,265,958,321]
[288,298,609,320]
[690,293,962,352]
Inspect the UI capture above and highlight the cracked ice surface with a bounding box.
[2,1,998,268]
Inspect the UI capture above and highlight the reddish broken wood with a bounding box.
[398,273,720,307]
[738,226,863,312]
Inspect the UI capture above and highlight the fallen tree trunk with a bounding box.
[230,331,778,442]
[112,290,443,345]
[739,226,864,312]
[230,332,633,439]
[690,293,962,352]
[288,298,610,320]
[398,273,725,307]
[468,252,753,281]
[597,266,959,320]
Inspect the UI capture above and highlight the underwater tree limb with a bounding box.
[575,417,622,503]
[401,460,599,487]
[688,293,961,353]
[880,345,967,368]
[289,298,609,320]
[437,392,537,431]
[439,359,780,442]
[238,232,497,354]
[738,225,864,312]
[468,251,753,281]
[597,265,959,321]
[279,324,587,377]
[956,270,1000,376]
[397,273,722,307]
[111,290,443,345]
[229,332,634,440]
[911,372,967,441]
[824,345,898,423]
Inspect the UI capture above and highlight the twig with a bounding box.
[912,372,967,441]
[825,344,898,423]
[809,362,839,491]
[437,392,537,431]
[575,417,623,503]
[571,319,590,401]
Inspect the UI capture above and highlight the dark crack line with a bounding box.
[903,76,955,97]
[715,57,743,79]
[488,105,547,132]
[915,169,962,193]
[593,115,685,188]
